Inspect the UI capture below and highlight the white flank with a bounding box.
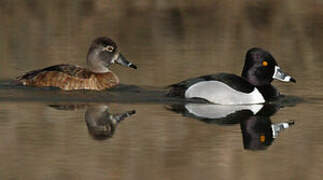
[185,81,265,105]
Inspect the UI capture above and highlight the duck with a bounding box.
[167,48,296,104]
[16,37,137,90]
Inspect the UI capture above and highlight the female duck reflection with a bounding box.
[167,103,294,150]
[50,104,135,140]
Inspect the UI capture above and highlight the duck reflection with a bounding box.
[49,104,136,140]
[167,103,294,150]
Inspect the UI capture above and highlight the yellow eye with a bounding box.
[260,135,266,142]
[262,60,268,66]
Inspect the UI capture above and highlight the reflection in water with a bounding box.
[167,103,294,150]
[240,113,294,150]
[85,106,135,140]
[49,104,135,140]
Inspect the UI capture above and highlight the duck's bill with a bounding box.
[114,110,136,123]
[115,53,137,69]
[272,66,296,83]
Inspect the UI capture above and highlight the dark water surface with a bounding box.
[1,1,323,179]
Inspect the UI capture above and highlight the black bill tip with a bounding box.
[129,64,137,69]
[290,77,296,83]
[288,120,295,125]
[128,110,136,115]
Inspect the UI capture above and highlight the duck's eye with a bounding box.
[260,135,266,142]
[262,60,268,67]
[103,45,114,52]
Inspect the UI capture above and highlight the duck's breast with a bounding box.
[94,72,120,90]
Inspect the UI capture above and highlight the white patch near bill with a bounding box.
[185,81,265,105]
[185,103,264,119]
[273,66,292,82]
[271,122,291,138]
[111,53,119,64]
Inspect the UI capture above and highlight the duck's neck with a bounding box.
[256,85,280,101]
[87,59,110,73]
[242,70,262,86]
[241,70,279,100]
[87,49,111,73]
[91,66,111,73]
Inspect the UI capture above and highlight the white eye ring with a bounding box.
[103,45,114,52]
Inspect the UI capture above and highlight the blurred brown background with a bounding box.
[1,0,323,90]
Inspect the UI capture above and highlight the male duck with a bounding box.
[16,37,137,90]
[167,48,296,104]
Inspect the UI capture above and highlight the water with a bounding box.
[1,1,323,179]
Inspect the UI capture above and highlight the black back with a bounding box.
[167,73,255,97]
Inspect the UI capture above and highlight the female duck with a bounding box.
[16,37,137,90]
[167,48,296,104]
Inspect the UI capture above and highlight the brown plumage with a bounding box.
[15,37,137,90]
[16,64,119,90]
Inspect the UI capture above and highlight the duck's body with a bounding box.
[16,37,137,91]
[16,64,119,90]
[168,73,267,104]
[168,48,295,104]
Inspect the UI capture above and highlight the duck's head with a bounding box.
[87,37,137,73]
[241,48,296,86]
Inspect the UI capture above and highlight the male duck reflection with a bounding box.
[167,103,294,150]
[16,37,137,90]
[168,48,296,104]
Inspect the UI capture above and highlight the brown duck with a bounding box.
[16,37,137,90]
